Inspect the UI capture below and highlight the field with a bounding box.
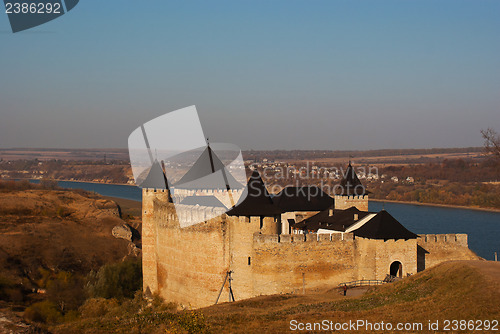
[0,148,129,161]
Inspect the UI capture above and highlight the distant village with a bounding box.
[0,157,416,189]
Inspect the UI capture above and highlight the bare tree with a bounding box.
[481,128,500,160]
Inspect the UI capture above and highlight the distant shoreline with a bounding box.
[55,179,136,187]
[9,178,500,213]
[14,178,137,187]
[370,198,500,213]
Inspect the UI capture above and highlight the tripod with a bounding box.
[215,270,235,304]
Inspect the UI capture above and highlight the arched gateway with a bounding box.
[390,261,402,278]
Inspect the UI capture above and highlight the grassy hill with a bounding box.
[52,260,500,333]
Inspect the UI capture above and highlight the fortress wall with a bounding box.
[154,217,229,308]
[143,189,234,308]
[171,188,244,208]
[417,234,480,270]
[334,195,369,211]
[212,189,244,208]
[355,237,417,280]
[154,211,230,308]
[261,216,281,235]
[251,234,417,294]
[227,216,261,301]
[251,233,358,294]
[144,189,477,309]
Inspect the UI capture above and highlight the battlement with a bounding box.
[172,188,244,196]
[418,234,468,247]
[254,232,357,244]
[334,194,368,199]
[174,204,226,228]
[143,188,170,193]
[334,194,368,211]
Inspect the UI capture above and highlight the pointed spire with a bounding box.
[140,160,169,191]
[173,145,243,190]
[339,161,368,196]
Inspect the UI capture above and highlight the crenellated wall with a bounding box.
[143,188,479,309]
[334,194,369,211]
[171,188,244,208]
[251,233,417,293]
[417,234,479,270]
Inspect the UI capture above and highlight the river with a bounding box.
[31,180,500,261]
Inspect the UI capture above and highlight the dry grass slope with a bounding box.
[50,260,500,334]
[201,261,500,333]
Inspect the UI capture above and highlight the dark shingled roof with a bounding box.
[226,170,282,216]
[352,210,418,240]
[273,186,333,212]
[174,145,243,190]
[338,162,369,196]
[295,207,372,232]
[180,195,227,208]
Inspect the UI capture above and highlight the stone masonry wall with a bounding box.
[143,189,477,309]
[251,233,357,294]
[334,195,369,211]
[417,234,480,270]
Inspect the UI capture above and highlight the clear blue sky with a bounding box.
[1,0,499,150]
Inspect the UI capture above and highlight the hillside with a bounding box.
[51,260,500,333]
[0,185,142,332]
[0,189,139,279]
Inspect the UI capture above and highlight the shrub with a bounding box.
[79,297,120,318]
[46,271,86,312]
[0,275,24,303]
[24,300,63,324]
[86,258,142,300]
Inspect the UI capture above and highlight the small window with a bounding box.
[248,257,251,265]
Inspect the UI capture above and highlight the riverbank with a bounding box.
[9,178,500,214]
[102,195,142,217]
[370,198,500,213]
[21,178,136,187]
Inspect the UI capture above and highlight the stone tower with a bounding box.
[142,188,171,296]
[334,162,369,211]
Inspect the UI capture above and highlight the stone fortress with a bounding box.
[142,150,480,309]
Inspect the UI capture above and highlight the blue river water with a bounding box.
[369,201,500,261]
[30,180,500,261]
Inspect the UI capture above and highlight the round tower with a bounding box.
[142,188,171,296]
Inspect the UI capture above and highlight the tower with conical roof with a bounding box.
[334,162,369,211]
[171,141,245,208]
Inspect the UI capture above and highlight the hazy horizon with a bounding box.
[1,1,499,151]
[0,146,485,152]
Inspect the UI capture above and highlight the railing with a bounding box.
[338,279,386,288]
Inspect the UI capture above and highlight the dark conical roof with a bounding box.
[140,160,169,190]
[226,170,282,216]
[274,186,333,212]
[353,210,418,240]
[338,162,368,196]
[174,145,243,190]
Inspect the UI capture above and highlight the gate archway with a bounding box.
[390,261,402,278]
